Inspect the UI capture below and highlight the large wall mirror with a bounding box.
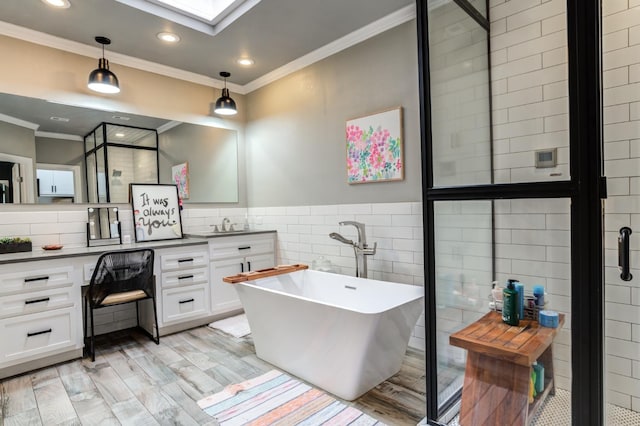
[0,92,239,204]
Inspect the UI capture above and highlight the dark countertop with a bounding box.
[0,229,278,265]
[0,237,210,265]
[184,229,277,238]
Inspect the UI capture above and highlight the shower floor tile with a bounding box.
[446,388,640,425]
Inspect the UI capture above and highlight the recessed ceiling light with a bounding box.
[41,0,71,8]
[157,32,180,43]
[115,132,125,138]
[112,115,130,121]
[49,116,70,122]
[237,58,254,66]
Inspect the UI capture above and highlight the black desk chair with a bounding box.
[84,248,159,361]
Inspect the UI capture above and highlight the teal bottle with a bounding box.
[533,362,544,394]
[502,279,519,326]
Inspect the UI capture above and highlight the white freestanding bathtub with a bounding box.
[234,269,424,400]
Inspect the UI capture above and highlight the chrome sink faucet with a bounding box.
[329,221,377,278]
[221,217,231,232]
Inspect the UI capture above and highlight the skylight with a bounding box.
[115,0,260,35]
[154,0,235,22]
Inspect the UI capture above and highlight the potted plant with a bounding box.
[0,237,32,254]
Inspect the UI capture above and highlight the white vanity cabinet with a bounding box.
[155,244,210,331]
[0,259,83,378]
[209,232,276,316]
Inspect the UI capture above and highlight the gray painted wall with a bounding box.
[159,123,240,204]
[245,21,421,207]
[35,136,86,202]
[0,121,36,160]
[35,137,84,166]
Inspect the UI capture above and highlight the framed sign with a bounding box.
[130,184,183,242]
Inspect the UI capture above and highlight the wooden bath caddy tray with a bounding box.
[223,264,308,283]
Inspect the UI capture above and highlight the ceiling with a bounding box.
[0,0,414,87]
[0,0,414,137]
[0,92,171,137]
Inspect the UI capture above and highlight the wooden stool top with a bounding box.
[450,311,565,366]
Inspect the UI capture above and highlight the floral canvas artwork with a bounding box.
[172,162,189,199]
[346,107,403,183]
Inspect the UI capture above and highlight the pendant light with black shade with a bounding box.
[88,36,120,94]
[214,71,237,115]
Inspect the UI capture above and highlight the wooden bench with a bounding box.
[449,311,565,425]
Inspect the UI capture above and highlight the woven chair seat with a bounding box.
[101,289,147,305]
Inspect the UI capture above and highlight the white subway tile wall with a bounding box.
[434,201,493,373]
[494,198,572,392]
[602,0,640,413]
[0,202,426,349]
[428,1,492,188]
[247,202,426,350]
[490,0,569,185]
[489,0,574,395]
[490,0,640,410]
[108,147,135,203]
[0,210,88,248]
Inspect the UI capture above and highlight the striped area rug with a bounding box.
[197,370,386,425]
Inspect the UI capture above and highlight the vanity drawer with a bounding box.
[0,266,74,296]
[0,287,75,319]
[161,267,208,289]
[162,285,209,324]
[160,250,208,271]
[209,236,275,260]
[0,307,76,365]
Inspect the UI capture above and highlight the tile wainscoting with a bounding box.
[245,202,426,350]
[0,202,426,350]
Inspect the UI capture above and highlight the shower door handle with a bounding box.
[619,227,632,281]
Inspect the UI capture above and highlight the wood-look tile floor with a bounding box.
[0,327,426,426]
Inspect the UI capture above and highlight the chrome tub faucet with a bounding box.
[329,221,377,278]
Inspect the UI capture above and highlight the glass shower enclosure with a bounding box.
[84,123,159,203]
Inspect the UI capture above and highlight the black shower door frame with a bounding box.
[417,0,604,425]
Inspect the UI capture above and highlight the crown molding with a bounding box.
[0,3,415,96]
[35,131,84,141]
[0,112,39,130]
[156,120,183,134]
[242,4,416,93]
[0,20,240,93]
